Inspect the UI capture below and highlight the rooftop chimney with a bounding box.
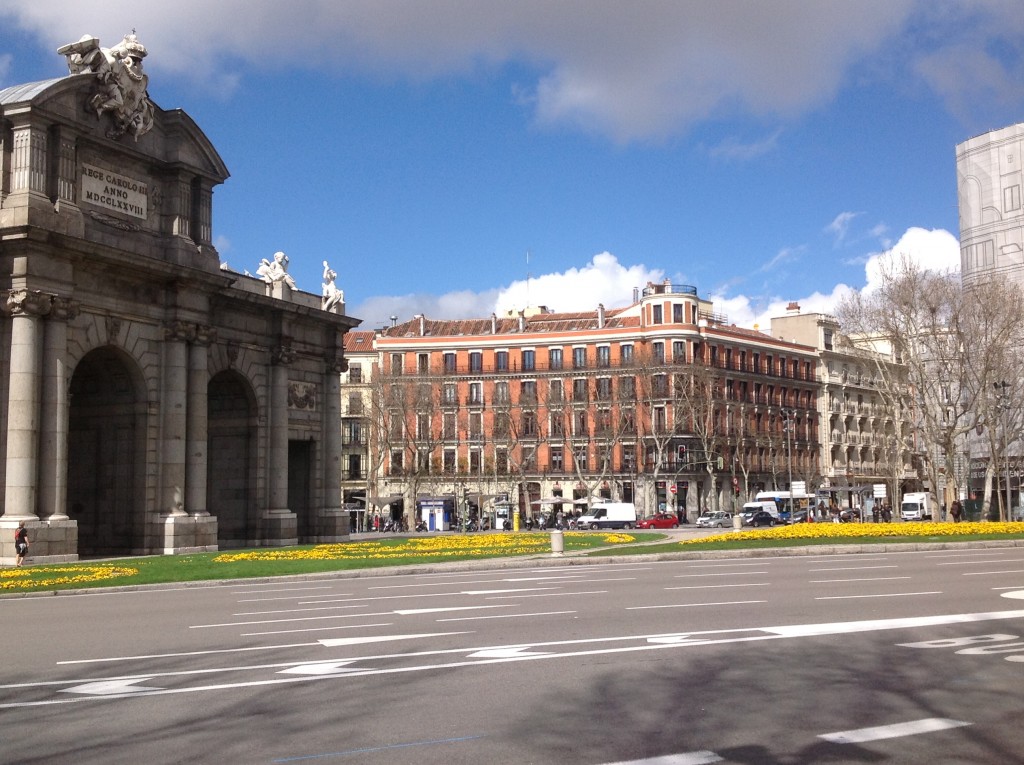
[597,303,605,329]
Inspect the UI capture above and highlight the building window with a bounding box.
[573,443,589,472]
[522,349,536,371]
[549,378,563,403]
[621,344,633,364]
[550,446,564,473]
[1005,184,1021,213]
[390,449,404,473]
[442,383,457,405]
[652,304,663,324]
[470,449,481,473]
[469,412,483,440]
[390,353,403,375]
[496,448,508,474]
[468,382,483,405]
[673,341,686,363]
[597,345,610,368]
[348,363,362,383]
[653,342,664,363]
[348,393,363,415]
[549,348,563,370]
[443,412,456,439]
[521,380,537,403]
[443,449,456,473]
[417,412,430,439]
[550,412,565,437]
[443,352,456,372]
[469,351,482,372]
[596,377,612,400]
[496,350,508,371]
[573,378,588,402]
[673,303,684,323]
[417,353,429,374]
[522,410,538,437]
[494,381,510,404]
[573,347,587,369]
[575,409,588,436]
[653,374,668,396]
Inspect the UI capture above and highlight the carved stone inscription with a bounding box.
[81,163,148,219]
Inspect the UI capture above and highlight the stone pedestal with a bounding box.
[317,508,351,543]
[1,518,79,565]
[159,514,219,554]
[261,512,297,547]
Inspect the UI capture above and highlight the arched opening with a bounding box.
[208,370,258,548]
[68,347,147,556]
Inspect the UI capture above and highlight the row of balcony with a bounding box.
[439,391,818,410]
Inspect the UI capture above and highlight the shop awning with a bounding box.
[360,494,404,508]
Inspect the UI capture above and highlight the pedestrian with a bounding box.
[950,500,963,523]
[14,521,29,566]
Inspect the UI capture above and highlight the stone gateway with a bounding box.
[0,34,359,563]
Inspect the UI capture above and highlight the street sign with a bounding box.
[669,484,677,494]
[873,484,886,498]
[792,480,806,495]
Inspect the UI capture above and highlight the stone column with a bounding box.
[3,290,51,519]
[186,326,214,517]
[162,321,193,517]
[318,358,347,541]
[38,297,78,521]
[263,345,297,545]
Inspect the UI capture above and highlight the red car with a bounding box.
[636,512,680,529]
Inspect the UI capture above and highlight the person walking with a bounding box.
[14,521,29,566]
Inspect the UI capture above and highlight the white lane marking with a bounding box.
[469,646,553,659]
[239,622,393,637]
[937,558,1016,566]
[318,632,471,647]
[191,612,393,628]
[964,569,1024,576]
[58,642,325,664]
[665,583,769,590]
[603,752,723,765]
[437,610,576,622]
[394,605,512,615]
[62,678,162,696]
[814,591,941,600]
[809,577,911,583]
[808,565,899,572]
[235,605,369,616]
[680,562,770,568]
[629,601,766,611]
[24,610,1024,708]
[279,661,361,676]
[230,586,339,594]
[485,590,608,599]
[819,718,970,744]
[460,588,556,595]
[1000,590,1024,599]
[501,575,587,582]
[765,610,1024,637]
[673,572,768,578]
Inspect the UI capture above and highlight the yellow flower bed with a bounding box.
[215,532,635,563]
[0,565,138,590]
[683,521,1024,545]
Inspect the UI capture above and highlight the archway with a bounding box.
[208,370,257,547]
[68,347,147,556]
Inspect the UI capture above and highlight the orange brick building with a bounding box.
[343,281,820,526]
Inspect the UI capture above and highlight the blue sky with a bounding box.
[2,2,1022,330]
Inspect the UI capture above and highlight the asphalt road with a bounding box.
[4,545,1024,764]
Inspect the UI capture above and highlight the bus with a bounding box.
[755,490,814,523]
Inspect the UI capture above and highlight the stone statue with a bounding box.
[257,251,297,290]
[58,32,155,141]
[322,260,344,311]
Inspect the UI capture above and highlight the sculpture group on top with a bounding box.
[253,252,345,313]
[58,31,155,141]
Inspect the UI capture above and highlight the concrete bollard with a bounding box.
[732,513,742,532]
[550,529,564,556]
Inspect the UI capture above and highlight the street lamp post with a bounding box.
[995,381,1012,522]
[781,407,795,515]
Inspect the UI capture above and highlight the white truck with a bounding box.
[575,502,637,530]
[900,492,933,521]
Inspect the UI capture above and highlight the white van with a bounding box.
[575,502,637,530]
[740,500,780,520]
[900,492,933,521]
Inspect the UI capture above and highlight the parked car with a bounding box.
[789,509,810,524]
[743,509,777,527]
[636,512,680,529]
[697,511,732,529]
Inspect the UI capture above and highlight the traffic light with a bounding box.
[677,444,687,461]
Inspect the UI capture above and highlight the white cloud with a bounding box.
[825,211,861,245]
[708,129,783,161]
[862,227,960,293]
[5,1,1020,141]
